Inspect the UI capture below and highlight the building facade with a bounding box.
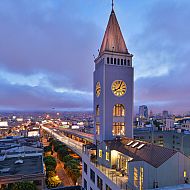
[82,5,190,190]
[139,105,148,120]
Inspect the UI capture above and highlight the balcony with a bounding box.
[83,145,138,190]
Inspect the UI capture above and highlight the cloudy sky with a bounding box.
[0,0,189,114]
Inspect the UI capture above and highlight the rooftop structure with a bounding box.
[99,9,128,56]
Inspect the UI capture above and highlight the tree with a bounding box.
[44,156,57,170]
[57,147,68,161]
[64,158,81,185]
[44,146,52,152]
[62,155,72,163]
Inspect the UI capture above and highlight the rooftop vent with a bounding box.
[15,159,24,164]
[0,168,10,173]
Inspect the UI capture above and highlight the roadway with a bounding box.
[58,128,94,142]
[42,126,83,156]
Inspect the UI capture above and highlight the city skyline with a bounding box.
[0,0,190,114]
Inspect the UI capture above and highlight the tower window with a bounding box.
[112,122,125,136]
[96,122,100,135]
[96,105,100,116]
[113,104,125,117]
[111,58,113,64]
[121,59,123,65]
[124,59,127,65]
[118,58,120,65]
[114,58,116,65]
[107,57,109,64]
[128,60,130,66]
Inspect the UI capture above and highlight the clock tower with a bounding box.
[94,7,134,142]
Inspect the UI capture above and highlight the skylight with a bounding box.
[131,142,139,148]
[137,144,145,150]
[126,141,133,146]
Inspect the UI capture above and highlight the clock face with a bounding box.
[112,80,127,97]
[96,82,101,97]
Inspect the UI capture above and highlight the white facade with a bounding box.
[181,119,190,131]
[163,118,174,131]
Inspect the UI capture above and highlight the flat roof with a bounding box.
[0,155,43,177]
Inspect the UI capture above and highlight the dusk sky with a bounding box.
[0,0,190,114]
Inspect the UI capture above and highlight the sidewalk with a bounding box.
[53,152,74,186]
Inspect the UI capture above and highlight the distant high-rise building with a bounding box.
[139,105,148,119]
[149,110,153,117]
[163,110,169,119]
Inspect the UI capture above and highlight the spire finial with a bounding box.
[112,0,114,11]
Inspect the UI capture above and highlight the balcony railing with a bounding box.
[83,145,139,190]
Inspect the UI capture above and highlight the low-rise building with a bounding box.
[82,138,190,190]
[0,136,45,189]
[0,155,45,189]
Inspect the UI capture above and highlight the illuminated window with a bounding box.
[140,167,143,190]
[134,167,138,187]
[106,152,109,161]
[184,170,187,178]
[96,122,100,135]
[96,105,100,116]
[113,104,125,117]
[112,122,125,136]
[99,149,102,158]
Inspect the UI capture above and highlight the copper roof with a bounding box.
[105,137,177,168]
[99,10,128,55]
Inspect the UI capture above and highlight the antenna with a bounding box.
[112,0,114,11]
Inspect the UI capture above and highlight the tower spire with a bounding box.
[99,2,128,56]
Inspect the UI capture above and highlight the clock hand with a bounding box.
[114,81,123,91]
[118,81,123,89]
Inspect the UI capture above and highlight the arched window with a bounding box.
[124,59,127,65]
[118,59,120,65]
[96,105,100,116]
[112,122,125,136]
[113,104,125,117]
[96,122,100,135]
